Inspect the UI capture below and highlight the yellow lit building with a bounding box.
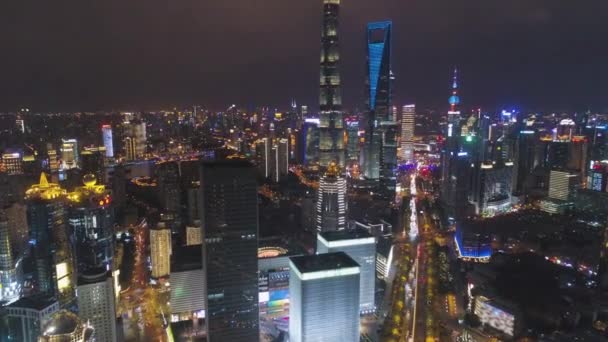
[150,222,171,278]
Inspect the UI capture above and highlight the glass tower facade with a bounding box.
[363,21,395,198]
[317,230,376,313]
[289,252,360,342]
[67,175,114,274]
[26,174,75,308]
[319,0,345,167]
[200,160,259,341]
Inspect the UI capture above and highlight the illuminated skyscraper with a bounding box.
[319,0,345,167]
[123,120,146,160]
[200,160,259,341]
[470,160,514,216]
[289,252,360,342]
[80,147,106,184]
[345,117,360,162]
[400,104,415,161]
[60,138,78,169]
[0,209,21,303]
[67,174,114,273]
[1,151,23,175]
[447,68,461,125]
[316,162,347,232]
[46,144,60,173]
[441,69,467,218]
[317,230,376,313]
[77,268,117,342]
[363,21,394,191]
[124,137,136,161]
[150,222,171,279]
[101,125,114,158]
[156,161,181,221]
[302,119,320,165]
[273,138,289,182]
[170,245,205,327]
[540,170,579,214]
[25,173,75,307]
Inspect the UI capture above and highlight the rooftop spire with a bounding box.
[39,172,49,187]
[448,67,460,112]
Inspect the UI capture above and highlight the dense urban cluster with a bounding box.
[0,1,607,342]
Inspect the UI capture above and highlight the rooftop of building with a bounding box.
[25,173,66,200]
[319,229,373,242]
[172,244,202,272]
[290,252,359,274]
[66,174,110,205]
[8,294,58,311]
[77,267,111,286]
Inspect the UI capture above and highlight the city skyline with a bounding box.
[3,2,608,342]
[1,1,608,112]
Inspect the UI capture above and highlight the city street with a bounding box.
[119,219,168,342]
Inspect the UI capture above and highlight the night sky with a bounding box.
[1,1,608,112]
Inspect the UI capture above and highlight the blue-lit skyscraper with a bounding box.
[101,125,114,158]
[363,21,394,198]
[319,0,345,167]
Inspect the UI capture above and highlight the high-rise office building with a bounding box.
[25,173,75,307]
[548,170,579,201]
[80,147,106,184]
[319,0,345,167]
[363,21,394,189]
[258,138,289,182]
[186,221,202,246]
[60,138,78,169]
[101,125,114,158]
[275,138,289,182]
[316,162,347,232]
[540,170,579,214]
[587,160,608,192]
[400,104,415,161]
[46,144,60,173]
[4,295,60,342]
[1,151,23,175]
[156,161,181,220]
[123,120,146,160]
[76,268,117,342]
[0,210,22,303]
[317,230,376,313]
[39,310,95,342]
[379,120,398,198]
[67,174,114,273]
[200,160,259,341]
[441,151,472,219]
[470,161,514,216]
[289,252,360,342]
[513,129,538,195]
[345,117,360,162]
[124,137,136,161]
[108,164,127,210]
[150,222,171,279]
[302,119,320,165]
[170,245,205,325]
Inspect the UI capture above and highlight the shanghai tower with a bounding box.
[319,0,345,167]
